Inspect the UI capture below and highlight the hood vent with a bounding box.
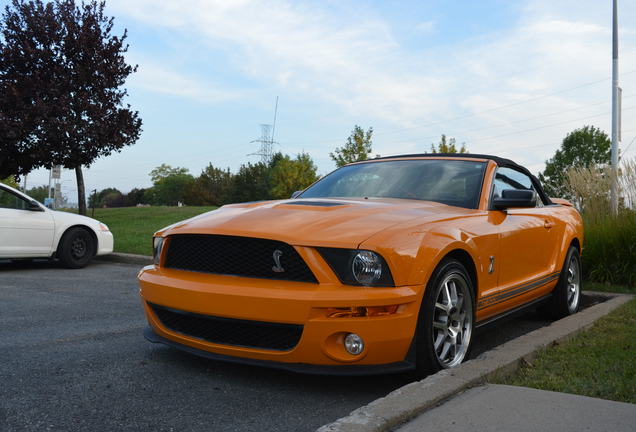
[282,201,345,207]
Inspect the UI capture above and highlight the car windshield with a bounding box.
[300,159,487,209]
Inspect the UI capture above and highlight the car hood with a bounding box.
[160,198,477,248]
[49,209,103,229]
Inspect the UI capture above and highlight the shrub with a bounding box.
[566,158,636,286]
[582,210,636,287]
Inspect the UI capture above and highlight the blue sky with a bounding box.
[6,0,636,198]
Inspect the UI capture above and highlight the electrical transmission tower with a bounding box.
[248,97,279,164]
[248,124,277,164]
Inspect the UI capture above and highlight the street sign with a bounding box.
[52,165,62,179]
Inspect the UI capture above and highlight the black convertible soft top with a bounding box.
[372,153,553,205]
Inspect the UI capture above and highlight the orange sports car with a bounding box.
[138,154,583,375]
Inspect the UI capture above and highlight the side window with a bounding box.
[0,188,30,210]
[491,167,543,207]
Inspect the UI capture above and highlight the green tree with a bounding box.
[89,187,121,208]
[539,126,611,198]
[186,164,233,206]
[330,125,374,167]
[26,185,50,203]
[0,0,142,215]
[228,162,270,203]
[149,164,190,184]
[147,165,194,206]
[101,190,125,207]
[125,187,146,206]
[1,176,19,189]
[270,153,319,199]
[430,135,467,153]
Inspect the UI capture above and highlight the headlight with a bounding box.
[99,223,110,232]
[318,248,394,287]
[352,251,383,285]
[153,237,164,266]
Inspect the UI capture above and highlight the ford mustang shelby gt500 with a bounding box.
[138,154,583,375]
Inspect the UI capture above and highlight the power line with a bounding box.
[286,69,636,147]
[468,105,636,144]
[376,94,634,148]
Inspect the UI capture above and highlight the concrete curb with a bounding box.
[95,252,152,266]
[317,292,634,432]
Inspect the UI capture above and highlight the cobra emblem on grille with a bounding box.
[272,249,285,272]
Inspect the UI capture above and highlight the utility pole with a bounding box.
[47,169,52,198]
[610,0,621,214]
[91,189,97,218]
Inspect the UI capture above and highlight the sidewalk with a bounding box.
[395,384,636,432]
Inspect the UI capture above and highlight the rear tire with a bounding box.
[57,227,94,269]
[415,258,475,377]
[541,246,581,319]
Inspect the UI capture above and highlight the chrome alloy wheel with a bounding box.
[432,273,473,368]
[566,255,581,313]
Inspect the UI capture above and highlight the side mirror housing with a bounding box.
[493,189,536,210]
[28,200,44,211]
[290,190,302,199]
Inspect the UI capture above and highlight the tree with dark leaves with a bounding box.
[539,126,611,198]
[0,0,141,214]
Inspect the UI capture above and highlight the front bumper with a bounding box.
[138,265,422,372]
[96,230,114,256]
[144,327,416,375]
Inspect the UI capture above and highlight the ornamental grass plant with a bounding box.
[565,159,636,288]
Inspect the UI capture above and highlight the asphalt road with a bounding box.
[0,260,597,432]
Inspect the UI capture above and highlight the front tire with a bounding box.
[57,227,94,269]
[415,258,475,376]
[542,246,582,319]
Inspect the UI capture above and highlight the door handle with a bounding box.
[544,220,554,229]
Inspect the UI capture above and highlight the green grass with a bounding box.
[91,206,217,255]
[493,298,636,403]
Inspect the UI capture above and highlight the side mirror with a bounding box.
[27,200,44,211]
[290,190,302,199]
[493,189,536,210]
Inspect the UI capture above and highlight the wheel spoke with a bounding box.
[434,333,445,350]
[443,283,451,306]
[433,320,446,330]
[449,281,458,306]
[435,302,450,312]
[456,295,464,311]
[440,341,451,361]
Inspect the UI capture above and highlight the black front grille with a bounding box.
[150,303,303,351]
[164,234,317,283]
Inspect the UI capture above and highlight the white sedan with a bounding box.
[0,183,113,268]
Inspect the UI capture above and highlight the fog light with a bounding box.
[344,333,364,355]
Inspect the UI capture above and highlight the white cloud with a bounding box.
[129,61,244,103]
[108,0,636,173]
[109,0,450,125]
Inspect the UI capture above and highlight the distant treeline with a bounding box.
[90,152,319,208]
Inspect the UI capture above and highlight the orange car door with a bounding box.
[485,167,560,311]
